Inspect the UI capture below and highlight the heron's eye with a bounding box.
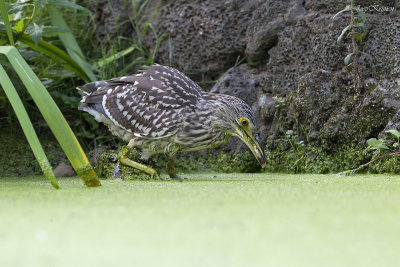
[240,118,249,127]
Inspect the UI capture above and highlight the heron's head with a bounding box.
[213,94,267,168]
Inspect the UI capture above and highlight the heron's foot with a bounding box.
[117,146,159,179]
[166,155,183,182]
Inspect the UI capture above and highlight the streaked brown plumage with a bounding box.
[78,64,266,179]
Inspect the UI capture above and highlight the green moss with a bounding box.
[63,138,400,178]
[3,128,400,178]
[264,137,373,174]
[93,147,262,179]
[93,148,159,180]
[174,150,262,173]
[0,130,66,177]
[263,136,400,174]
[367,153,400,174]
[349,103,396,141]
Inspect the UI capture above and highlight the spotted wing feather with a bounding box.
[79,65,205,138]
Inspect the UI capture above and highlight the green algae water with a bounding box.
[1,173,399,267]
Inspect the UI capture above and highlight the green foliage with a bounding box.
[47,5,96,81]
[0,0,14,45]
[4,0,90,44]
[1,31,93,81]
[386,129,400,141]
[336,24,351,45]
[333,0,368,96]
[344,52,353,65]
[366,138,389,151]
[340,129,400,175]
[367,155,400,174]
[0,46,101,187]
[272,96,287,108]
[0,0,94,82]
[0,1,101,187]
[265,137,372,174]
[0,59,59,188]
[367,130,400,153]
[334,3,367,49]
[1,0,167,153]
[87,0,166,80]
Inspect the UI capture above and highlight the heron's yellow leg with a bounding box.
[117,145,158,179]
[166,153,183,182]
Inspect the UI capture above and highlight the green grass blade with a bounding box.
[47,0,91,13]
[0,0,14,45]
[0,64,59,188]
[0,46,101,187]
[94,46,135,69]
[47,5,96,82]
[0,31,91,82]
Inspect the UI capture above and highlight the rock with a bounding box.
[381,110,400,139]
[143,0,258,72]
[304,0,345,14]
[362,15,400,79]
[210,64,260,109]
[376,79,400,138]
[89,145,109,166]
[245,0,288,63]
[53,162,75,177]
[284,0,307,23]
[363,79,400,110]
[293,70,346,141]
[91,0,400,156]
[320,78,400,144]
[89,0,132,40]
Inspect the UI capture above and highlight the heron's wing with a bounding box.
[110,64,204,107]
[78,65,204,138]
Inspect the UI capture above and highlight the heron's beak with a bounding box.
[238,129,267,168]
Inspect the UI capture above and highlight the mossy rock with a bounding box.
[92,146,263,179]
[93,148,159,180]
[264,137,374,174]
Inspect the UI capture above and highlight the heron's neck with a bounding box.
[201,94,236,133]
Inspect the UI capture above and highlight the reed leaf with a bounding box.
[0,31,91,82]
[94,46,135,69]
[0,46,101,187]
[0,64,59,188]
[47,5,96,82]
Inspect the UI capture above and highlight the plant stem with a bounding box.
[0,0,15,46]
[275,115,298,153]
[343,151,400,175]
[350,0,362,94]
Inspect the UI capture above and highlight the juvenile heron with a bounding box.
[78,64,266,180]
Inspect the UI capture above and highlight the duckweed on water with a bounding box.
[1,174,399,267]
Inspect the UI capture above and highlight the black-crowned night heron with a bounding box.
[78,64,266,180]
